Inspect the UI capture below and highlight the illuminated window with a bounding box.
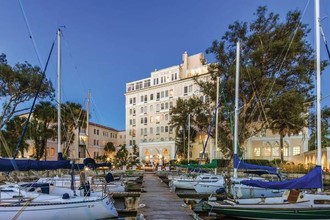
[283,141,289,157]
[50,148,55,156]
[264,143,271,157]
[254,147,261,157]
[293,146,301,155]
[272,142,280,157]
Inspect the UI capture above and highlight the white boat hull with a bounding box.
[193,180,225,194]
[0,196,118,220]
[232,184,284,199]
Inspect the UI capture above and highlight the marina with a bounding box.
[1,0,330,219]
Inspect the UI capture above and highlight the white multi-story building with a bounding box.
[125,52,210,164]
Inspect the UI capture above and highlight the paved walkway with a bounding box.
[137,173,196,220]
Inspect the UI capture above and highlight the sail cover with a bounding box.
[0,158,72,172]
[241,165,323,189]
[0,158,112,172]
[234,154,278,174]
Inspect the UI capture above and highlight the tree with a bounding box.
[104,141,116,160]
[267,91,307,162]
[29,101,56,160]
[1,116,28,157]
[192,6,320,157]
[0,53,54,130]
[114,145,129,167]
[309,106,330,151]
[169,97,199,158]
[58,102,87,158]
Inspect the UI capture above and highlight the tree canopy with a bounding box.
[171,6,325,159]
[0,53,54,130]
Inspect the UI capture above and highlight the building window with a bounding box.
[156,92,160,100]
[150,116,154,123]
[140,107,144,114]
[264,143,271,157]
[272,142,280,157]
[184,86,188,95]
[94,129,96,134]
[140,128,144,135]
[169,89,173,97]
[50,147,55,156]
[254,147,261,157]
[155,115,160,123]
[165,126,169,132]
[144,117,147,124]
[293,146,301,155]
[144,79,150,88]
[136,81,143,90]
[189,85,193,93]
[165,114,169,121]
[140,118,144,124]
[144,95,148,103]
[150,94,154,100]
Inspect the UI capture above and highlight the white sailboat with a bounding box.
[0,183,117,220]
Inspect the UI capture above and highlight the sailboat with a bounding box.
[0,29,118,219]
[203,0,330,218]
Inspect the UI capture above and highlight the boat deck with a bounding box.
[137,173,196,219]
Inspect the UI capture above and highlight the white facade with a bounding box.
[125,52,209,164]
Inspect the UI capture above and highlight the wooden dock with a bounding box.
[137,173,197,220]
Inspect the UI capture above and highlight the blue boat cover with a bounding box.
[0,158,112,172]
[241,165,323,189]
[0,158,72,172]
[234,154,278,174]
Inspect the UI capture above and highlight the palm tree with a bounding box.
[59,102,87,158]
[29,101,56,160]
[1,116,28,157]
[104,141,116,159]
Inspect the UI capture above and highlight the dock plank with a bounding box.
[137,173,196,219]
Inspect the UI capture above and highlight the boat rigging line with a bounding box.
[17,0,44,69]
[320,19,330,60]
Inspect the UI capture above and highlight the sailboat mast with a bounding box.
[57,28,62,159]
[215,76,220,159]
[234,41,240,178]
[188,113,190,163]
[315,0,322,167]
[86,90,90,157]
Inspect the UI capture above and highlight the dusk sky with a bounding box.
[1,0,329,131]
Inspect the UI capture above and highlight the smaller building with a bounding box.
[24,121,124,162]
